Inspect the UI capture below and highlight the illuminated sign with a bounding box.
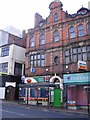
[78,60,87,70]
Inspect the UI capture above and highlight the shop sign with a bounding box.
[34,76,45,82]
[78,60,87,70]
[63,73,90,84]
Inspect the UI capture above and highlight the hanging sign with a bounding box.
[78,60,87,70]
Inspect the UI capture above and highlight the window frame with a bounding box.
[30,36,34,47]
[40,34,45,45]
[78,24,85,37]
[54,13,58,22]
[53,31,59,42]
[1,46,9,57]
[69,26,76,39]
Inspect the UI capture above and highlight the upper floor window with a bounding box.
[30,53,45,67]
[54,13,58,22]
[53,31,59,42]
[30,36,34,47]
[1,46,9,57]
[0,62,8,73]
[69,26,76,38]
[88,23,90,34]
[40,34,45,45]
[78,24,85,37]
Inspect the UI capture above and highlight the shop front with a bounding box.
[19,75,63,107]
[63,72,90,109]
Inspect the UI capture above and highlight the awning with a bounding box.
[19,82,59,88]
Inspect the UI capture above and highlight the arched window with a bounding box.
[40,34,45,45]
[53,31,59,42]
[30,36,34,47]
[54,13,58,22]
[78,24,85,37]
[69,26,76,38]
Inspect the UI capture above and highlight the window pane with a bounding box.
[54,13,58,22]
[65,50,69,56]
[69,27,75,38]
[34,61,37,67]
[73,54,77,62]
[72,48,77,53]
[65,56,69,64]
[38,54,40,59]
[78,24,85,37]
[87,53,90,60]
[40,34,45,45]
[31,56,33,60]
[41,54,45,59]
[2,62,8,73]
[30,36,34,47]
[34,55,37,60]
[83,53,87,61]
[87,46,90,51]
[78,48,81,53]
[41,60,45,66]
[78,54,82,60]
[37,60,40,67]
[30,61,33,67]
[54,31,59,42]
[82,46,86,52]
[1,47,9,57]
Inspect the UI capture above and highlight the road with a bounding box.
[0,101,88,119]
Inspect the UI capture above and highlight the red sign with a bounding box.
[27,79,31,83]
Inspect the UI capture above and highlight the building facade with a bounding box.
[0,30,26,100]
[25,0,90,108]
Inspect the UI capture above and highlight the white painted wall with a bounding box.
[0,44,26,75]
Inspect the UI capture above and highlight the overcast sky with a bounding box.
[0,0,89,31]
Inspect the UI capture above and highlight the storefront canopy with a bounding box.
[19,82,60,88]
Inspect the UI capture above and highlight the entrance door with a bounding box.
[6,86,15,101]
[53,88,61,107]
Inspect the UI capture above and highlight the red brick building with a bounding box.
[25,0,90,79]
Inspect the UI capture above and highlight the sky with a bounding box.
[0,0,89,32]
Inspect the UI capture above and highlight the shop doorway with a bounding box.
[53,88,61,107]
[6,86,15,101]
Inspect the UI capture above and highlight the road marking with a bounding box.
[0,109,25,116]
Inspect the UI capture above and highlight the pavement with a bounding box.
[2,100,89,116]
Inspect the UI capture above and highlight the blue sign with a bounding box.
[63,73,90,84]
[31,68,35,73]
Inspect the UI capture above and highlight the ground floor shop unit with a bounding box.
[63,72,90,110]
[19,82,63,107]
